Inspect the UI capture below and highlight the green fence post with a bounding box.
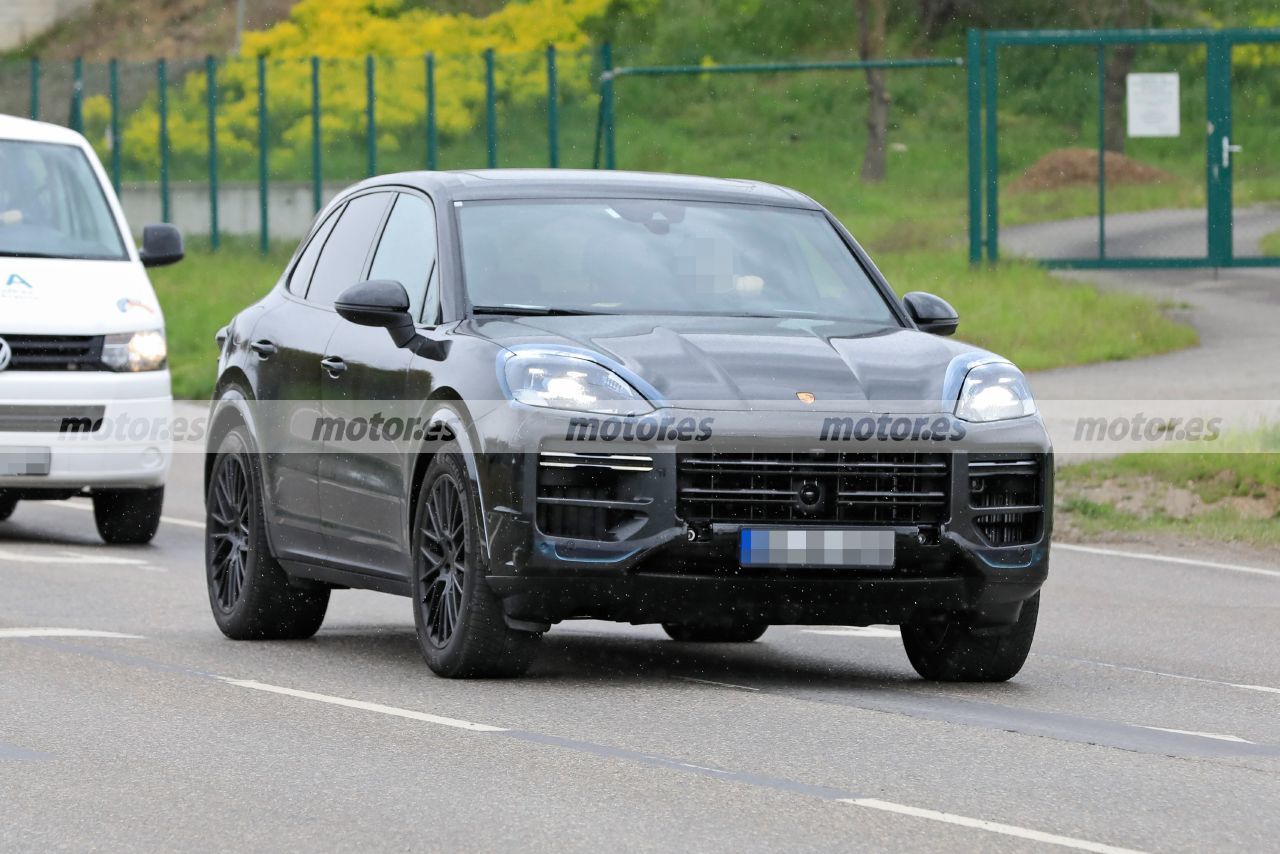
[601,42,616,170]
[311,56,322,213]
[982,38,998,263]
[965,30,982,265]
[1206,33,1232,266]
[258,55,268,255]
[70,57,84,132]
[158,59,170,224]
[547,44,559,168]
[365,54,377,177]
[1096,45,1106,260]
[29,57,40,120]
[108,59,121,193]
[426,53,438,170]
[484,48,497,168]
[206,55,220,251]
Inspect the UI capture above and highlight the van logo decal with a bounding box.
[117,297,156,315]
[0,337,12,372]
[5,274,31,288]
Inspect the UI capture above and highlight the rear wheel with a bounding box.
[205,427,329,640]
[901,593,1039,682]
[93,487,164,544]
[0,494,16,522]
[412,450,539,678]
[663,620,769,643]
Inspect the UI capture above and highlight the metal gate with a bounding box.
[968,28,1280,268]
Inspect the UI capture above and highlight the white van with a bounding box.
[0,115,182,544]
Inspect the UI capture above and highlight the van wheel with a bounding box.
[93,487,164,544]
[0,494,16,522]
[663,621,769,643]
[412,450,539,678]
[901,593,1039,682]
[206,427,329,640]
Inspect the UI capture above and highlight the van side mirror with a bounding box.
[903,291,959,336]
[139,224,184,268]
[335,280,450,361]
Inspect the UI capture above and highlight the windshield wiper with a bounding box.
[472,305,605,317]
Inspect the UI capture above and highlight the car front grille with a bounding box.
[536,452,653,541]
[0,334,104,371]
[0,404,106,433]
[969,455,1044,546]
[677,452,950,526]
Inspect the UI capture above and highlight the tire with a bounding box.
[93,487,164,544]
[662,620,769,643]
[412,450,539,678]
[0,494,16,522]
[901,593,1040,682]
[206,426,329,640]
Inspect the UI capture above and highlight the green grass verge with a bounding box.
[1261,229,1280,257]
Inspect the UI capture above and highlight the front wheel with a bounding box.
[663,620,769,643]
[93,487,164,544]
[901,593,1039,682]
[0,494,17,522]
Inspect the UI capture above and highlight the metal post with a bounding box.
[29,57,40,120]
[601,42,616,170]
[966,30,983,265]
[426,53,438,170]
[982,39,998,262]
[1206,33,1232,266]
[158,59,170,224]
[70,57,84,132]
[257,55,268,255]
[108,59,122,193]
[207,55,220,251]
[311,56,322,213]
[365,55,377,177]
[1096,45,1106,260]
[547,44,559,168]
[484,48,497,168]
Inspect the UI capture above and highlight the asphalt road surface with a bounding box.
[3,450,1279,853]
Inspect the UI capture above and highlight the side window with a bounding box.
[288,205,343,296]
[368,193,438,322]
[306,192,393,305]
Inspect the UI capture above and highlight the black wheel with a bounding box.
[412,450,539,678]
[663,620,769,643]
[0,493,16,522]
[901,593,1040,682]
[92,487,164,544]
[206,427,329,640]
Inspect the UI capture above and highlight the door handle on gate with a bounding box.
[249,339,277,358]
[321,356,347,378]
[1222,136,1243,168]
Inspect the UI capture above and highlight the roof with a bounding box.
[0,114,91,147]
[350,169,822,209]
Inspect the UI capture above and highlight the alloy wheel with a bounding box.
[418,474,467,647]
[208,454,252,611]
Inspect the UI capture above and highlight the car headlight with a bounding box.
[102,329,167,372]
[503,351,653,415]
[955,362,1036,422]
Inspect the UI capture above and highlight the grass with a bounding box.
[1262,229,1280,257]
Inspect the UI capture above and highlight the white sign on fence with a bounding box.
[1127,73,1180,138]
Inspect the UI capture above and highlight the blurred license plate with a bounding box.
[0,448,51,476]
[740,529,894,568]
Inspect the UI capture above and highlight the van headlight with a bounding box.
[102,329,168,372]
[955,362,1036,422]
[503,351,652,415]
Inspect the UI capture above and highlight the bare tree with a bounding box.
[1072,0,1157,154]
[857,0,890,182]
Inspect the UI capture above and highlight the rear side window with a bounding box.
[306,192,392,305]
[368,194,438,322]
[287,205,342,296]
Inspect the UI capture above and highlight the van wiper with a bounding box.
[472,305,604,317]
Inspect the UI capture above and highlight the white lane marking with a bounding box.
[0,548,161,571]
[673,676,760,692]
[47,499,205,530]
[1037,654,1280,697]
[841,799,1145,854]
[1137,726,1253,744]
[0,628,145,640]
[219,678,508,732]
[1056,543,1280,579]
[802,627,901,638]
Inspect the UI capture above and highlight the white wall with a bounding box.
[118,182,352,242]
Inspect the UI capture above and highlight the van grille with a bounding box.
[0,334,104,371]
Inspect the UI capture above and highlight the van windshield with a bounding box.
[0,139,128,261]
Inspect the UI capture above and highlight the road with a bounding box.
[2,447,1279,853]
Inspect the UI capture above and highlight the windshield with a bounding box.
[0,139,128,261]
[458,199,899,324]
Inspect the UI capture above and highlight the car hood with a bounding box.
[465,314,1000,411]
[0,258,163,335]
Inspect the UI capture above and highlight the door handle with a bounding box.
[321,356,347,378]
[1222,136,1243,168]
[249,339,277,358]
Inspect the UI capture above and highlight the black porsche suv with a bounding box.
[205,170,1052,680]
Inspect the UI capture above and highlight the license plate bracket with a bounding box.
[0,447,52,477]
[740,528,895,568]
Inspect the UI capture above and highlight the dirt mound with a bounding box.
[1008,148,1175,193]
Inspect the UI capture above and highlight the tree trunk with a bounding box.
[1103,43,1136,154]
[857,0,890,182]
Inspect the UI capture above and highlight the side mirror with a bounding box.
[139,224,184,268]
[903,291,959,336]
[335,280,450,361]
